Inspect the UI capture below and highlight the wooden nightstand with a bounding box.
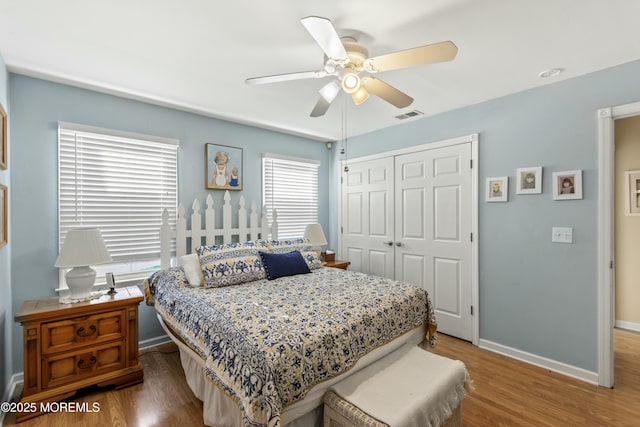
[14,286,144,421]
[323,260,351,270]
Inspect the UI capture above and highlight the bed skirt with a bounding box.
[157,313,426,427]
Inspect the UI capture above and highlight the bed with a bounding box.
[145,198,436,427]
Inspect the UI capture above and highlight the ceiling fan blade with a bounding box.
[362,77,414,108]
[246,70,327,85]
[301,16,349,62]
[310,96,333,117]
[364,41,458,73]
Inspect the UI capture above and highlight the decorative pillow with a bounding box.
[196,241,268,288]
[178,254,204,287]
[265,238,312,254]
[264,238,323,270]
[300,250,324,270]
[259,251,311,280]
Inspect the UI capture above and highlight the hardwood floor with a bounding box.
[4,329,640,426]
[429,329,640,427]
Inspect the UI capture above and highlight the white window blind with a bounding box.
[58,123,178,286]
[263,154,320,239]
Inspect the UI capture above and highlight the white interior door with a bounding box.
[342,157,394,279]
[395,144,472,341]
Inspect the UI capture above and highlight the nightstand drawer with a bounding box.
[41,309,126,355]
[42,340,126,389]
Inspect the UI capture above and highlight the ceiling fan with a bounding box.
[245,16,458,117]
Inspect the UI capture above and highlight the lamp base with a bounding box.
[65,266,97,301]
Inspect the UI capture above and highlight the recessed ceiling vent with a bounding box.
[395,110,424,120]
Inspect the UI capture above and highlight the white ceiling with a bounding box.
[1,0,639,141]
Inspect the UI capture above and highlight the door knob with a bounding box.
[383,241,393,246]
[395,241,402,247]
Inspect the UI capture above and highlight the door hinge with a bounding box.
[470,159,473,169]
[470,305,474,316]
[341,226,344,234]
[341,176,343,184]
[470,232,473,242]
[610,260,614,269]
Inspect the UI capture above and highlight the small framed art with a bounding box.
[0,184,7,248]
[516,166,542,194]
[205,143,243,190]
[553,170,582,200]
[624,170,640,216]
[0,102,7,170]
[486,177,508,202]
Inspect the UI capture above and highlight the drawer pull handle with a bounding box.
[77,356,97,369]
[76,325,97,337]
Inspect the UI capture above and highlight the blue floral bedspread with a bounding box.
[145,267,437,427]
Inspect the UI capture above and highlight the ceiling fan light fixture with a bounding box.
[342,72,361,94]
[319,81,341,103]
[351,86,369,105]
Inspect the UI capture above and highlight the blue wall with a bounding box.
[8,74,333,373]
[330,59,640,373]
[0,54,11,398]
[7,58,640,380]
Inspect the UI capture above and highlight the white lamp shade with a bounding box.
[55,228,112,267]
[304,223,328,247]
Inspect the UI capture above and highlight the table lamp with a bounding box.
[304,223,328,255]
[55,228,112,301]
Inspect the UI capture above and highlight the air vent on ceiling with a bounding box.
[394,110,424,120]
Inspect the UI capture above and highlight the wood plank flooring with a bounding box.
[4,329,639,426]
[429,329,640,427]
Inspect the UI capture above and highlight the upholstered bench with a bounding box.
[323,345,469,427]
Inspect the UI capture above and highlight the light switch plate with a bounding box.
[552,227,573,244]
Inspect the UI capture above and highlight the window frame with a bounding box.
[262,153,320,240]
[57,122,178,291]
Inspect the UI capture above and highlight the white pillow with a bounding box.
[179,254,203,287]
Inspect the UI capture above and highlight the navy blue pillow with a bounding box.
[259,251,311,280]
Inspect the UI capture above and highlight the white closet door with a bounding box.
[394,143,472,341]
[341,141,474,341]
[342,157,395,279]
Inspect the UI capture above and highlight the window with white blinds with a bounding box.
[262,154,320,239]
[58,122,178,287]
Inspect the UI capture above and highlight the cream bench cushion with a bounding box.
[324,344,469,427]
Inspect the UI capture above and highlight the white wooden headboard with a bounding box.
[160,190,278,268]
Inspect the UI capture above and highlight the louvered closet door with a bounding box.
[394,143,472,341]
[342,157,395,279]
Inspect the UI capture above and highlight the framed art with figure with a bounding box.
[486,176,508,202]
[552,170,582,200]
[625,170,640,216]
[516,166,542,194]
[206,143,243,190]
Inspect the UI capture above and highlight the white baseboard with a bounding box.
[1,334,171,426]
[615,320,640,332]
[1,372,24,426]
[139,334,172,351]
[478,339,598,385]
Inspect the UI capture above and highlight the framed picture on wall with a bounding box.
[552,170,583,200]
[0,184,7,248]
[205,143,243,190]
[0,102,7,170]
[486,177,508,202]
[625,170,640,216]
[516,166,542,194]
